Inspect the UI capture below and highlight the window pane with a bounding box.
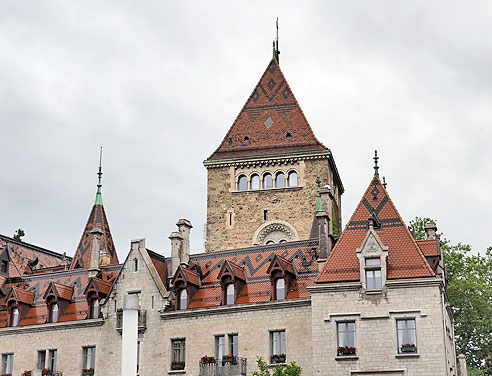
[276,173,285,188]
[374,270,382,289]
[12,308,19,327]
[365,258,380,266]
[92,299,100,319]
[251,175,260,190]
[366,270,374,289]
[276,279,285,300]
[229,334,238,357]
[52,303,59,323]
[38,350,46,369]
[216,336,225,358]
[49,350,57,371]
[238,175,247,191]
[263,174,273,189]
[288,172,298,187]
[180,289,187,310]
[226,284,235,305]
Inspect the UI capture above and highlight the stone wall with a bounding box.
[205,155,342,252]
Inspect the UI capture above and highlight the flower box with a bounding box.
[171,362,185,370]
[400,344,417,353]
[270,354,286,364]
[22,372,32,376]
[42,369,53,376]
[222,355,238,365]
[1,373,12,376]
[200,356,216,364]
[337,346,356,356]
[82,368,94,376]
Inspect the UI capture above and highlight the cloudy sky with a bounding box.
[1,1,491,260]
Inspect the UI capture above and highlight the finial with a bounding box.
[272,18,280,63]
[373,150,379,177]
[383,176,387,188]
[94,147,103,205]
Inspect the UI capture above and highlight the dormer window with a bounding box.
[11,307,19,327]
[275,278,285,300]
[179,289,187,310]
[50,303,59,323]
[365,258,382,290]
[90,298,100,319]
[226,284,235,305]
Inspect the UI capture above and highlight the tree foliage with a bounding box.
[13,228,25,241]
[252,357,301,376]
[409,217,492,375]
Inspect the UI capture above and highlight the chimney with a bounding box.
[458,354,468,376]
[176,219,193,266]
[320,185,334,235]
[316,185,334,266]
[424,221,438,240]
[169,231,183,278]
[89,228,103,277]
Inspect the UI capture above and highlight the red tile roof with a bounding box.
[208,59,327,161]
[317,176,434,283]
[70,204,119,270]
[417,239,439,257]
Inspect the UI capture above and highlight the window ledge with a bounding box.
[232,187,302,194]
[335,355,359,361]
[268,363,286,367]
[395,353,419,358]
[365,290,382,295]
[168,370,186,374]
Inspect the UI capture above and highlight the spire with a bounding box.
[94,147,103,205]
[373,150,380,177]
[273,18,280,63]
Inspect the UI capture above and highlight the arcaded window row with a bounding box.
[237,171,298,191]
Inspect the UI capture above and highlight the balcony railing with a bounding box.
[199,358,247,376]
[115,309,147,333]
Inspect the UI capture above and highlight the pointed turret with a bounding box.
[70,151,118,270]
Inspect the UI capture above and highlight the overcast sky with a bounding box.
[1,1,491,261]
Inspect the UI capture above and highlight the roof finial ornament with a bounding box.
[373,150,380,177]
[95,147,103,205]
[383,176,387,188]
[273,18,280,63]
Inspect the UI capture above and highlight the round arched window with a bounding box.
[263,173,273,189]
[288,171,298,187]
[91,299,100,319]
[251,174,260,190]
[226,284,235,305]
[237,175,248,191]
[275,279,285,300]
[11,307,19,327]
[276,172,285,188]
[179,289,188,310]
[51,303,59,323]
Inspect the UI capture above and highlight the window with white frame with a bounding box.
[251,174,260,190]
[270,330,286,356]
[82,346,96,369]
[179,289,187,310]
[337,322,356,355]
[11,307,19,327]
[229,334,238,357]
[172,339,186,368]
[263,173,273,189]
[48,349,57,371]
[215,334,238,359]
[215,335,225,359]
[365,257,382,290]
[37,350,46,369]
[275,278,285,300]
[1,353,13,374]
[226,284,235,305]
[397,319,417,353]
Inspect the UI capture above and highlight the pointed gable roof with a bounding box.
[70,203,118,270]
[208,58,327,161]
[317,176,434,283]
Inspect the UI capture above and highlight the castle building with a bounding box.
[0,48,458,376]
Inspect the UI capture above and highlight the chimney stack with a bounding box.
[176,219,193,266]
[317,185,334,265]
[424,221,438,240]
[89,228,103,277]
[169,231,183,279]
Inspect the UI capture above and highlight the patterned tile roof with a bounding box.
[207,58,327,161]
[316,176,434,283]
[416,239,439,257]
[171,239,320,309]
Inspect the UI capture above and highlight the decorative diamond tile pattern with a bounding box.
[264,117,274,129]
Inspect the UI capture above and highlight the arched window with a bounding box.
[275,172,285,188]
[226,284,235,305]
[238,175,248,191]
[251,174,260,190]
[91,299,100,319]
[288,171,298,187]
[263,173,273,189]
[11,307,19,327]
[266,240,275,245]
[275,279,285,300]
[50,303,59,323]
[179,289,187,310]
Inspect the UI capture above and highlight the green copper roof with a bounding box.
[94,147,103,206]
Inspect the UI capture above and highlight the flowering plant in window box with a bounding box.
[400,343,417,353]
[270,354,286,363]
[337,346,356,355]
[200,355,216,364]
[42,369,53,376]
[171,361,185,370]
[22,371,32,376]
[1,374,12,376]
[222,354,238,365]
[82,367,95,376]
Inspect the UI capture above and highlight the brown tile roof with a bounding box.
[317,176,435,283]
[208,59,327,161]
[417,239,439,257]
[70,204,119,270]
[174,240,319,310]
[148,249,168,288]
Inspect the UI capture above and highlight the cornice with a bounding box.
[0,318,104,335]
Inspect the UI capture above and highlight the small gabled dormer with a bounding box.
[171,265,199,310]
[43,282,73,323]
[5,287,34,327]
[267,254,296,300]
[0,245,9,277]
[356,216,389,293]
[217,260,246,305]
[84,277,112,319]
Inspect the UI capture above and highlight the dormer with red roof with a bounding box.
[267,254,296,300]
[171,265,199,310]
[43,282,74,323]
[5,287,34,327]
[217,260,246,305]
[84,277,112,319]
[204,52,343,253]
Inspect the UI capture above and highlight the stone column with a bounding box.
[121,294,139,376]
[458,354,467,376]
[169,232,183,279]
[176,219,193,266]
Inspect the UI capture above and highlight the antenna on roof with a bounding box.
[273,18,280,63]
[95,147,103,205]
[373,150,380,177]
[383,176,387,188]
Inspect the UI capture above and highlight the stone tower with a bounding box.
[204,54,343,252]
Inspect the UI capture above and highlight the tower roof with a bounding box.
[207,58,327,161]
[316,175,434,283]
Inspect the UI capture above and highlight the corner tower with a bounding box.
[204,54,343,252]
